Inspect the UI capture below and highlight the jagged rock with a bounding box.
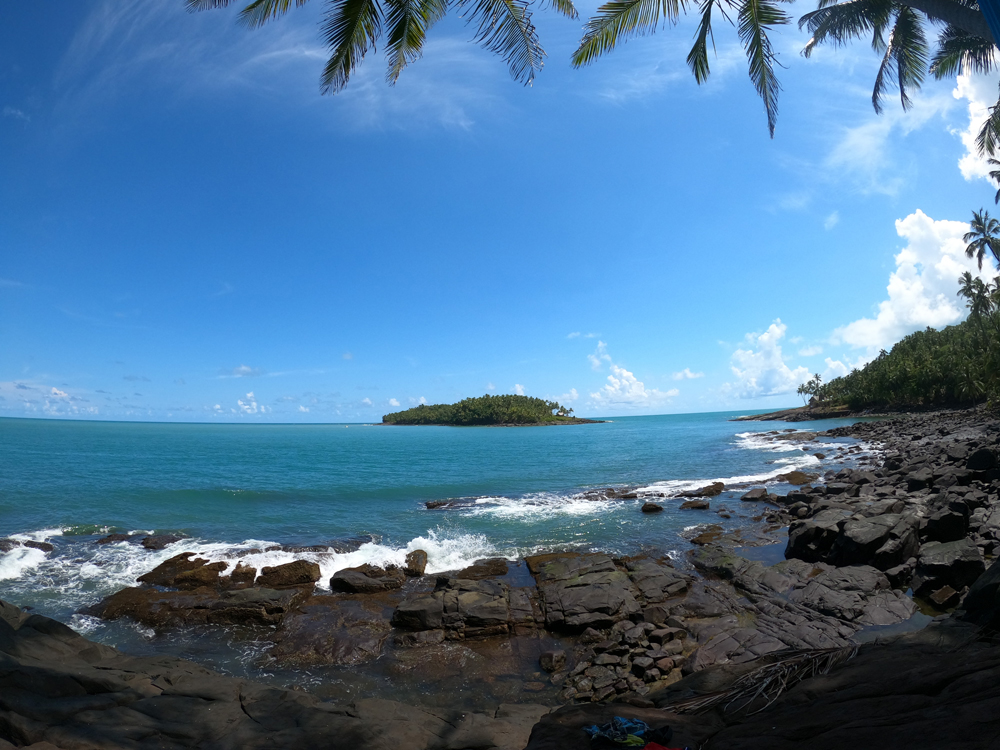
[785,509,853,562]
[833,514,919,570]
[680,483,725,498]
[912,539,986,600]
[137,552,211,587]
[527,553,640,632]
[787,566,916,626]
[21,541,53,552]
[175,561,229,590]
[258,560,321,588]
[269,596,391,666]
[905,467,934,491]
[920,506,969,544]
[0,539,18,553]
[626,559,691,603]
[641,503,664,513]
[404,549,427,576]
[777,471,818,485]
[960,556,1000,630]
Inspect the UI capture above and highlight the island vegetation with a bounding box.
[382,394,593,426]
[799,271,1000,412]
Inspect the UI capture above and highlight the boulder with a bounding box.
[680,482,725,498]
[777,471,818,486]
[0,539,18,553]
[174,561,229,590]
[785,509,853,563]
[641,502,664,513]
[526,553,640,632]
[967,447,998,471]
[787,566,916,626]
[911,538,986,600]
[257,560,321,588]
[404,549,428,576]
[832,514,918,570]
[141,534,182,550]
[920,507,969,544]
[392,578,511,636]
[21,540,53,552]
[137,552,211,587]
[905,467,934,492]
[330,565,405,593]
[740,488,769,502]
[960,556,1000,630]
[680,499,710,510]
[229,561,257,587]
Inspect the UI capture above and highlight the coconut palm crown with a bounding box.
[964,208,1000,271]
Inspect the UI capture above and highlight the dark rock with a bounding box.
[680,499,710,510]
[258,560,321,588]
[137,552,210,587]
[912,539,986,600]
[777,471,818,485]
[269,596,391,666]
[404,549,428,576]
[787,565,916,625]
[140,534,182,550]
[968,447,999,471]
[680,482,725,497]
[330,565,405,593]
[905,467,934,492]
[228,561,257,587]
[21,541,53,553]
[960,556,1000,630]
[928,585,961,608]
[785,509,852,562]
[392,577,511,635]
[833,514,919,570]
[539,650,567,673]
[641,502,664,513]
[425,500,451,509]
[690,526,724,545]
[920,507,969,543]
[526,553,640,632]
[740,488,769,502]
[175,561,229,590]
[457,557,509,579]
[0,539,18,553]
[95,533,130,545]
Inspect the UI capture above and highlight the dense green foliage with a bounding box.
[382,394,575,425]
[814,273,1000,410]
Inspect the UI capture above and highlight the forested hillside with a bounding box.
[382,394,579,425]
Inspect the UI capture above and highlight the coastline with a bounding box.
[2,407,1000,747]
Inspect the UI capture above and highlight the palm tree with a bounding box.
[963,209,1000,271]
[186,0,577,93]
[188,0,1000,148]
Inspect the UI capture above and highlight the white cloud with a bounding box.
[298,405,309,413]
[388,398,400,407]
[567,332,581,339]
[513,384,525,396]
[953,71,998,181]
[798,345,823,357]
[560,388,579,403]
[824,211,840,230]
[50,387,68,398]
[229,364,263,378]
[727,319,809,398]
[833,210,993,351]
[672,368,704,380]
[486,382,496,391]
[588,341,612,370]
[590,365,678,409]
[3,106,29,122]
[238,391,261,413]
[361,397,373,406]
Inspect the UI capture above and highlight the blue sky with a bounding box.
[1,1,998,421]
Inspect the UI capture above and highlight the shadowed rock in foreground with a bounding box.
[0,600,547,750]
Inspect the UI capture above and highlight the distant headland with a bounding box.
[381,394,604,426]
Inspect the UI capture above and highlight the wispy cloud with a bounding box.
[224,364,264,378]
[588,341,612,370]
[824,211,839,230]
[672,368,703,380]
[123,374,150,382]
[2,106,29,123]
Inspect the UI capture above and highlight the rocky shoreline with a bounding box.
[3,407,1000,747]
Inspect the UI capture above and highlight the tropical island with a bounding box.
[381,394,602,426]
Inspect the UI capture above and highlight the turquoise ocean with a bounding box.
[0,411,873,630]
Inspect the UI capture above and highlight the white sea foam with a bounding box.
[464,493,616,521]
[0,547,47,581]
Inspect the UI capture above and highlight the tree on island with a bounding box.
[382,393,579,424]
[187,0,999,143]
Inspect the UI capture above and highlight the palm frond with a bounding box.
[185,0,237,9]
[572,0,687,67]
[319,0,384,94]
[458,0,545,84]
[929,23,996,79]
[542,0,580,20]
[800,0,894,58]
[976,86,1000,156]
[384,0,447,83]
[738,0,791,137]
[664,647,859,716]
[687,0,734,83]
[988,158,1000,204]
[237,0,311,28]
[871,6,927,113]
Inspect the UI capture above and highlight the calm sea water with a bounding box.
[0,412,870,629]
